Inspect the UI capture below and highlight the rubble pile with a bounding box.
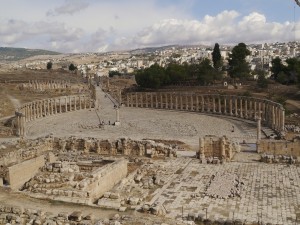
[260,154,297,164]
[205,173,243,199]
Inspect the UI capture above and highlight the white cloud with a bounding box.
[0,7,297,53]
[108,10,296,51]
[47,0,89,16]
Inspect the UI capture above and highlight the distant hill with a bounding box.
[0,47,61,61]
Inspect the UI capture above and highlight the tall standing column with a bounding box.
[170,94,173,109]
[245,99,248,119]
[196,95,199,111]
[190,95,194,111]
[206,96,210,112]
[281,108,285,132]
[165,93,168,109]
[69,96,72,112]
[257,117,261,142]
[59,98,62,113]
[224,97,227,114]
[160,93,163,109]
[150,93,153,108]
[135,93,138,107]
[155,94,158,108]
[235,98,238,116]
[54,99,57,114]
[126,94,130,107]
[180,95,183,110]
[145,93,149,108]
[240,98,243,118]
[272,105,276,129]
[175,95,178,110]
[213,96,216,113]
[201,96,204,112]
[185,95,189,110]
[229,97,233,116]
[218,97,221,114]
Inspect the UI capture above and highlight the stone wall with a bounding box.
[197,135,240,163]
[53,137,177,158]
[85,159,128,202]
[123,92,285,134]
[257,137,300,157]
[8,155,45,190]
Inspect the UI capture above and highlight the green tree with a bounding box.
[135,64,167,89]
[212,43,222,70]
[109,70,121,78]
[228,43,250,80]
[256,70,268,88]
[277,71,288,84]
[165,63,188,83]
[196,59,222,85]
[69,63,77,71]
[271,57,285,79]
[46,61,53,70]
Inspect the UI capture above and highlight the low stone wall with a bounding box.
[53,137,177,158]
[123,92,285,134]
[257,137,300,157]
[8,155,45,190]
[85,159,128,202]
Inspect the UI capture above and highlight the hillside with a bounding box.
[0,47,61,61]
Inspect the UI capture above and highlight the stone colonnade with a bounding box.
[20,80,71,90]
[15,95,94,137]
[124,92,285,134]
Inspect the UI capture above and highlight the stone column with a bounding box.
[126,94,130,107]
[155,93,158,108]
[54,99,57,114]
[185,95,189,110]
[272,105,276,129]
[240,98,243,118]
[235,98,238,116]
[218,97,221,114]
[180,95,183,110]
[257,117,261,141]
[145,92,149,108]
[175,95,178,110]
[229,97,233,116]
[170,94,173,109]
[135,93,138,107]
[212,96,216,113]
[199,137,205,162]
[65,97,68,112]
[165,93,168,109]
[281,108,285,132]
[206,96,210,112]
[69,96,72,111]
[245,99,248,119]
[79,96,82,110]
[224,97,227,114]
[150,93,154,108]
[201,96,204,112]
[160,93,163,109]
[145,93,148,108]
[59,98,62,113]
[196,95,199,111]
[191,95,194,111]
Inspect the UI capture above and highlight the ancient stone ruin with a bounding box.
[197,135,241,163]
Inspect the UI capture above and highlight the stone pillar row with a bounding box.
[18,95,93,123]
[125,92,285,133]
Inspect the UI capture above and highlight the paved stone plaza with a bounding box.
[146,156,300,225]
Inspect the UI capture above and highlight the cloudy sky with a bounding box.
[0,0,299,53]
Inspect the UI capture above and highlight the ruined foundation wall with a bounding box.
[257,138,300,157]
[85,159,128,202]
[8,155,45,190]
